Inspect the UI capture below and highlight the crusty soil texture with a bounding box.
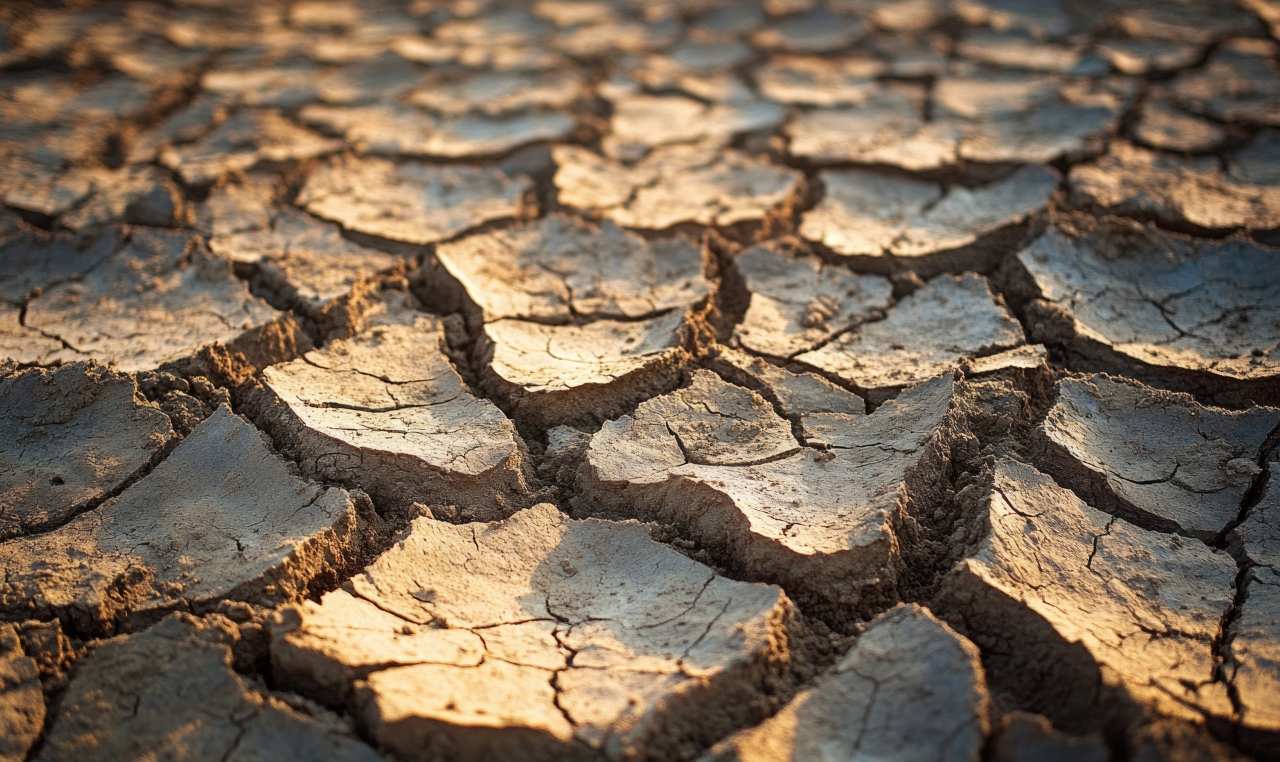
[2,0,1279,760]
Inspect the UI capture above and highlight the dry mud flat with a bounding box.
[2,0,1280,760]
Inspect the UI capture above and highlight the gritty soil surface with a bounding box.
[1,1,1278,761]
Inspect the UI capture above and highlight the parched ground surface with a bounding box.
[1,1,1279,760]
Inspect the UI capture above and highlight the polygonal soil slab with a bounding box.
[1168,38,1280,127]
[752,9,865,52]
[1036,374,1280,540]
[1009,224,1280,406]
[800,165,1057,274]
[954,27,1104,75]
[786,76,1125,170]
[200,177,405,322]
[1131,101,1227,154]
[160,109,341,186]
[1069,140,1280,232]
[1097,37,1201,76]
[731,244,894,359]
[199,59,324,109]
[54,165,184,231]
[705,604,988,762]
[0,229,116,358]
[37,614,379,762]
[707,347,867,447]
[299,103,574,158]
[577,371,963,626]
[0,406,375,634]
[602,93,783,160]
[0,362,174,540]
[553,144,804,230]
[477,310,692,429]
[298,154,532,245]
[250,303,535,521]
[0,623,43,762]
[754,54,882,107]
[933,459,1237,732]
[434,216,711,428]
[271,503,805,762]
[0,228,118,305]
[1108,2,1260,44]
[17,228,296,372]
[794,274,1026,402]
[406,69,584,115]
[613,40,755,102]
[1232,463,1280,757]
[433,215,707,323]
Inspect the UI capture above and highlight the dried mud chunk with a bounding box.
[201,60,323,109]
[0,307,61,365]
[617,40,755,99]
[955,28,1103,75]
[21,229,288,372]
[787,78,1123,169]
[705,604,988,762]
[0,149,95,219]
[1169,38,1280,126]
[271,503,805,761]
[126,93,228,164]
[797,274,1025,400]
[52,166,182,230]
[732,245,893,359]
[1132,101,1227,153]
[707,347,866,445]
[579,373,962,625]
[953,0,1074,37]
[1112,3,1259,44]
[478,311,689,428]
[554,15,681,59]
[0,228,117,304]
[37,614,378,762]
[0,623,43,762]
[299,103,574,159]
[933,75,1127,166]
[553,144,804,230]
[215,206,402,315]
[1069,140,1280,231]
[1231,129,1280,185]
[314,53,425,105]
[1037,375,1279,540]
[1009,225,1280,405]
[407,69,584,115]
[800,166,1056,272]
[1239,462,1280,569]
[0,406,373,634]
[1231,465,1280,754]
[253,312,533,520]
[752,9,864,52]
[0,363,174,540]
[933,459,1236,731]
[755,55,882,106]
[435,215,707,322]
[160,110,341,186]
[202,178,403,321]
[603,93,783,160]
[1230,562,1280,755]
[1097,38,1201,76]
[784,87,941,170]
[299,154,532,245]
